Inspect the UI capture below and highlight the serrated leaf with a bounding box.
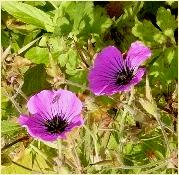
[132,19,166,46]
[164,47,177,64]
[22,64,51,96]
[116,1,143,28]
[25,47,49,65]
[150,47,178,82]
[156,7,177,36]
[54,1,112,38]
[2,1,54,32]
[58,48,80,75]
[58,53,68,67]
[54,16,72,36]
[89,6,112,34]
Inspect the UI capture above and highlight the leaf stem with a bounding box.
[73,40,90,68]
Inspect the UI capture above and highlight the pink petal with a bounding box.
[51,90,83,121]
[27,90,54,116]
[18,114,58,141]
[129,68,146,86]
[126,41,151,69]
[88,46,124,95]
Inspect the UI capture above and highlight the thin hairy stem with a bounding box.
[2,89,22,113]
[118,87,134,162]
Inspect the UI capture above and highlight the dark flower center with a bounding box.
[116,66,134,85]
[43,114,68,135]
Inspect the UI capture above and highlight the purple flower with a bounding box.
[88,41,152,95]
[18,90,84,141]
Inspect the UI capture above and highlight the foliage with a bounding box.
[1,1,178,174]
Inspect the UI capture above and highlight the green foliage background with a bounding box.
[1,1,178,174]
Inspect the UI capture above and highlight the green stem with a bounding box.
[100,159,168,170]
[118,87,134,162]
[154,113,172,154]
[57,139,62,173]
[72,140,82,173]
[2,89,22,113]
[141,162,167,174]
[83,125,99,162]
[73,40,90,68]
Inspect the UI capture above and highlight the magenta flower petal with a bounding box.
[129,67,146,85]
[88,41,151,95]
[51,90,83,121]
[27,90,54,115]
[18,90,84,141]
[88,46,124,95]
[18,114,58,141]
[94,46,123,66]
[65,115,84,132]
[126,41,152,69]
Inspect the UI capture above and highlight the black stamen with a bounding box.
[43,114,68,135]
[115,65,134,86]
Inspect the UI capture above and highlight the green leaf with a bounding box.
[58,53,68,67]
[2,1,54,32]
[1,30,10,48]
[22,64,51,96]
[149,47,178,82]
[24,1,46,7]
[54,16,72,36]
[57,48,80,75]
[139,98,157,116]
[1,120,21,136]
[53,2,92,36]
[68,70,88,93]
[164,47,176,64]
[132,19,166,46]
[89,6,112,34]
[156,7,177,39]
[116,1,144,28]
[25,47,49,65]
[1,93,19,120]
[54,2,112,38]
[1,148,54,174]
[164,47,178,81]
